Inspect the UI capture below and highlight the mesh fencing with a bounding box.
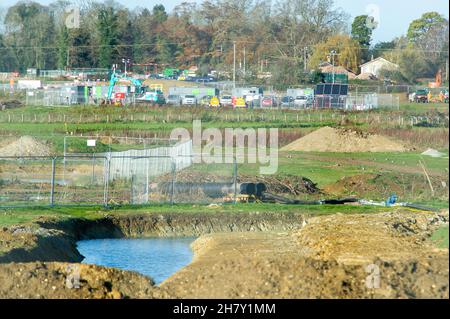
[0,155,237,208]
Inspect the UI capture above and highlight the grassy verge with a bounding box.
[0,203,395,227]
[430,225,449,249]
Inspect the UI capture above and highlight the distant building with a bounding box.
[318,62,357,81]
[359,57,399,78]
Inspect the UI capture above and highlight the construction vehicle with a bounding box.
[209,96,220,108]
[429,70,442,88]
[135,90,166,105]
[106,65,146,105]
[233,97,247,108]
[163,68,180,79]
[412,89,429,103]
[441,90,449,103]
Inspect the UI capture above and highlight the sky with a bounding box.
[0,0,448,43]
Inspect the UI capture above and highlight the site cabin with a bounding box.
[232,87,263,99]
[163,68,180,79]
[168,86,219,99]
[231,87,263,107]
[286,88,314,98]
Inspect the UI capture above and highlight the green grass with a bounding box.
[244,150,449,188]
[399,102,449,114]
[430,225,449,249]
[0,203,393,227]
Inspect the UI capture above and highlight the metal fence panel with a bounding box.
[54,156,107,205]
[0,157,53,207]
[172,158,236,204]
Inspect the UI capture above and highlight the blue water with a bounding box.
[77,237,195,284]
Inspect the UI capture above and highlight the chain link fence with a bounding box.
[0,154,237,208]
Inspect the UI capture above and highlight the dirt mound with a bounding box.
[281,127,409,152]
[238,174,320,195]
[0,100,23,111]
[295,211,448,264]
[163,211,449,299]
[0,136,52,157]
[0,262,173,299]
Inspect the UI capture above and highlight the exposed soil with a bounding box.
[162,210,449,299]
[0,100,23,111]
[281,126,410,152]
[0,262,172,299]
[0,210,448,299]
[0,136,52,157]
[238,174,321,196]
[0,212,307,263]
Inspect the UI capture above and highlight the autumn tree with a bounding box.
[308,34,361,73]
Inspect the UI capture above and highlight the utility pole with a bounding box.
[303,47,308,72]
[233,42,237,87]
[446,59,449,82]
[328,50,338,83]
[243,46,246,78]
[122,58,130,77]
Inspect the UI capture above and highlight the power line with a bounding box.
[0,40,448,54]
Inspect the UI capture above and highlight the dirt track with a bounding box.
[0,210,448,299]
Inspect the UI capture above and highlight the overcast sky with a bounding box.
[0,0,448,43]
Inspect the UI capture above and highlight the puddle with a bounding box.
[77,237,195,284]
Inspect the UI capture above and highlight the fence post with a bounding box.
[170,160,176,205]
[130,173,135,205]
[103,155,110,208]
[233,158,238,205]
[50,157,56,207]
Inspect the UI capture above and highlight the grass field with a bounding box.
[0,203,394,227]
[431,225,449,249]
[0,102,448,219]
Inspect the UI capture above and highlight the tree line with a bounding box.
[0,0,448,85]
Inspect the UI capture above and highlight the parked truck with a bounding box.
[231,87,263,107]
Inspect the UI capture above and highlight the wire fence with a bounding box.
[0,109,447,129]
[22,88,400,110]
[0,154,237,208]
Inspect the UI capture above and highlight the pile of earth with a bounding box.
[155,171,321,196]
[162,210,449,299]
[0,136,52,157]
[294,210,449,265]
[281,126,409,152]
[0,262,173,299]
[238,174,320,195]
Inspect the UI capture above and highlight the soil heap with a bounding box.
[0,136,52,157]
[281,127,409,152]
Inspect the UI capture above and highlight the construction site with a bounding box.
[0,0,448,305]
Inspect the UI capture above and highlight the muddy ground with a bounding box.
[0,210,448,299]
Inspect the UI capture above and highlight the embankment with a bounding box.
[0,211,306,263]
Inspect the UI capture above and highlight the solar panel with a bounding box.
[315,84,324,95]
[332,84,340,95]
[340,84,348,95]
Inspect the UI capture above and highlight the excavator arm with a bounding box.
[107,71,119,100]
